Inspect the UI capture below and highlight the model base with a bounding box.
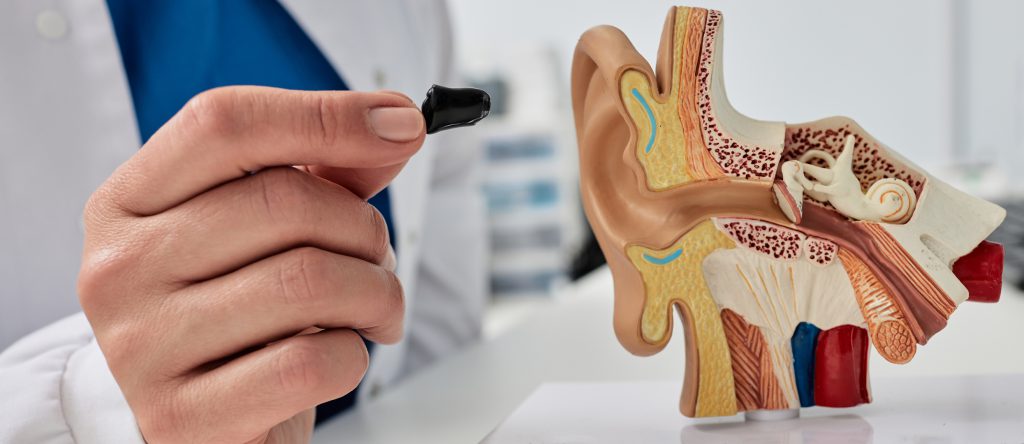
[745,409,800,421]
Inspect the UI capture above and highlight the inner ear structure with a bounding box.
[571,6,1007,417]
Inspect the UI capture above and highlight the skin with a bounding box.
[77,86,426,443]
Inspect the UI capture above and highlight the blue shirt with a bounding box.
[106,0,388,423]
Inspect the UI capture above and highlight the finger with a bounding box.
[305,89,420,199]
[146,167,391,281]
[182,329,368,443]
[102,86,425,216]
[305,163,406,201]
[163,247,403,371]
[265,409,314,444]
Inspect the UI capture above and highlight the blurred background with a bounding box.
[444,0,1024,336]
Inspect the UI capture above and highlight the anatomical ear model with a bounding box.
[571,6,1006,418]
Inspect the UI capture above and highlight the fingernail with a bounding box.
[368,107,424,142]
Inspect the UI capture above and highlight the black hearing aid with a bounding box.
[421,85,491,134]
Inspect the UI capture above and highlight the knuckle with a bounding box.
[362,205,391,263]
[348,333,370,375]
[81,179,136,242]
[380,269,406,317]
[330,331,369,395]
[251,167,314,225]
[77,221,168,311]
[275,339,331,393]
[94,321,143,370]
[82,188,110,229]
[76,246,135,312]
[277,248,329,308]
[179,87,248,139]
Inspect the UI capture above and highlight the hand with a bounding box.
[77,86,425,443]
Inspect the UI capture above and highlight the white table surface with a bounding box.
[313,267,1024,444]
[482,378,1024,444]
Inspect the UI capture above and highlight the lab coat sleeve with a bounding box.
[0,312,144,444]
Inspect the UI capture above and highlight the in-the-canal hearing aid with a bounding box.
[420,85,490,134]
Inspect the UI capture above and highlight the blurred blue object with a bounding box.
[487,136,555,161]
[485,181,559,212]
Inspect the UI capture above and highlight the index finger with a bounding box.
[102,86,425,216]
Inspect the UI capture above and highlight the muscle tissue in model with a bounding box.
[571,6,1006,417]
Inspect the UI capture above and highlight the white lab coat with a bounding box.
[0,1,487,441]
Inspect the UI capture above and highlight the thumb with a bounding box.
[308,92,425,199]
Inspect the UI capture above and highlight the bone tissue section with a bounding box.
[702,232,864,409]
[715,218,804,260]
[714,217,837,265]
[697,10,780,180]
[805,237,837,266]
[782,119,926,198]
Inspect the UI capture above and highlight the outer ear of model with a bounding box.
[571,5,1005,419]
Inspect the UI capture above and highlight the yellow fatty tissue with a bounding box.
[626,220,737,416]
